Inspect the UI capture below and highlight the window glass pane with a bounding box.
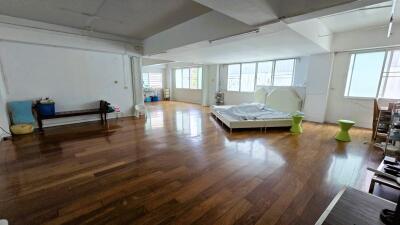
[256,62,273,86]
[274,59,294,86]
[198,67,203,89]
[345,52,385,98]
[380,50,400,98]
[385,50,400,73]
[182,68,190,88]
[227,64,240,91]
[148,73,162,89]
[142,73,150,88]
[190,68,198,89]
[175,69,182,88]
[240,63,256,92]
[380,76,400,98]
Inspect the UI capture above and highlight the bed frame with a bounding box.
[210,87,303,133]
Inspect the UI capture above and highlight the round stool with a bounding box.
[335,119,355,142]
[290,115,304,134]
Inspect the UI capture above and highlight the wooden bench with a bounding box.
[35,100,110,132]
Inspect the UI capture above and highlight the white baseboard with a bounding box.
[40,112,134,128]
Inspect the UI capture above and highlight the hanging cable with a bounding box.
[0,126,11,136]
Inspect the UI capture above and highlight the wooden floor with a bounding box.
[0,101,387,225]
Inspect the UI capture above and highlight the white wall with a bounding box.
[323,24,400,128]
[0,61,10,139]
[173,89,203,105]
[206,64,219,106]
[0,15,141,56]
[0,41,133,128]
[0,16,143,129]
[325,52,374,128]
[302,53,334,123]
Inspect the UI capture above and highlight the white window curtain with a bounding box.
[130,56,144,117]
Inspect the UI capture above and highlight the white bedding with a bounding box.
[212,103,291,121]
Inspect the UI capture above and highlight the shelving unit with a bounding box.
[375,103,400,157]
[373,100,392,150]
[385,104,400,157]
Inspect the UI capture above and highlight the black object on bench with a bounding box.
[35,100,110,132]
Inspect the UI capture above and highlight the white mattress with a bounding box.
[211,104,291,121]
[210,104,292,129]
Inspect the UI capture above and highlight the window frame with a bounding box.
[174,66,203,90]
[142,72,163,89]
[226,58,296,93]
[344,48,400,100]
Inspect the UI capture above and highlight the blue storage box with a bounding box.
[8,100,35,124]
[144,97,152,102]
[38,103,55,116]
[152,96,159,102]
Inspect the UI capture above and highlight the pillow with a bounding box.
[10,124,34,135]
[8,100,35,125]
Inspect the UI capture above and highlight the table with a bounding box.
[35,100,110,132]
[316,187,396,225]
[369,160,400,194]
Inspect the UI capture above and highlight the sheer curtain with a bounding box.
[130,56,144,117]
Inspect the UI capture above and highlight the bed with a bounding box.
[210,87,303,133]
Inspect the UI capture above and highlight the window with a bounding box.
[182,68,190,88]
[175,67,203,89]
[175,69,182,88]
[274,59,295,86]
[345,49,400,98]
[257,61,273,86]
[227,64,240,91]
[226,59,296,92]
[240,63,256,92]
[142,72,163,89]
[380,50,400,99]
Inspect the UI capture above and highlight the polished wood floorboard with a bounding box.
[0,101,385,225]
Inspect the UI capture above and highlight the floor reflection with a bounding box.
[224,138,285,164]
[146,110,164,129]
[175,110,202,137]
[325,152,363,186]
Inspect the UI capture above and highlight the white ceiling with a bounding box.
[0,0,395,65]
[149,27,328,64]
[319,1,398,33]
[146,1,398,64]
[193,0,279,26]
[0,0,211,39]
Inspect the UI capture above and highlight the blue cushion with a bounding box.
[8,100,35,125]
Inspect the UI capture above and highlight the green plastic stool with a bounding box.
[335,119,355,142]
[290,115,304,134]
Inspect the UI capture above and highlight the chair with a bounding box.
[336,120,355,142]
[290,115,304,134]
[135,104,147,118]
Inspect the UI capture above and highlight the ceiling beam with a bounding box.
[143,11,254,56]
[192,0,280,26]
[282,0,390,24]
